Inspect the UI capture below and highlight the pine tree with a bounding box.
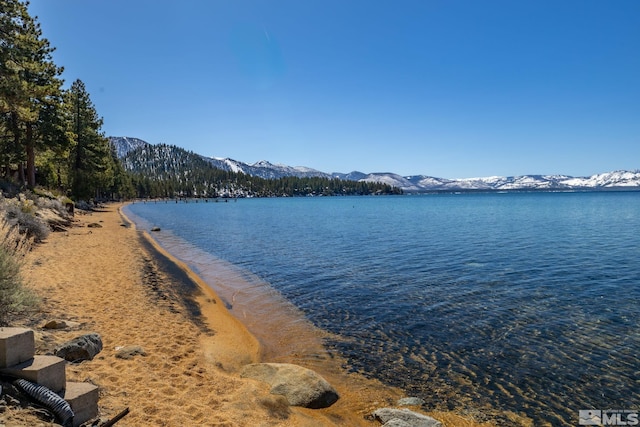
[66,79,113,200]
[0,0,65,187]
[34,97,73,189]
[106,144,134,199]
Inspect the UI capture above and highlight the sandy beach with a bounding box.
[7,203,493,426]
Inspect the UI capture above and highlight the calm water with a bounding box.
[125,192,640,426]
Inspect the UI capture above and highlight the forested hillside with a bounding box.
[123,143,401,198]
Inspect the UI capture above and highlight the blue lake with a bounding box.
[124,192,640,426]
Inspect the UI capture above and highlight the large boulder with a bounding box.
[373,408,442,427]
[54,333,103,362]
[240,363,339,409]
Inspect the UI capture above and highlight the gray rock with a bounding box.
[383,420,413,427]
[54,333,103,362]
[115,345,146,359]
[240,363,339,409]
[42,319,80,330]
[397,397,426,407]
[373,408,443,427]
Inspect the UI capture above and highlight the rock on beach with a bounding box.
[54,333,103,362]
[240,363,339,409]
[115,345,146,360]
[42,319,80,330]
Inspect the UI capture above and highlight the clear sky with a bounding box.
[28,0,639,178]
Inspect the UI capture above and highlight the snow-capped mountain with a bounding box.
[356,173,425,192]
[209,157,333,179]
[109,137,640,192]
[109,136,334,180]
[398,172,640,192]
[332,171,368,181]
[559,171,640,188]
[109,136,150,158]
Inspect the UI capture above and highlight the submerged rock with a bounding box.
[397,397,425,407]
[373,408,442,427]
[240,363,339,409]
[383,420,413,427]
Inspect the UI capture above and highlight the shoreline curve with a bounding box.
[14,202,499,426]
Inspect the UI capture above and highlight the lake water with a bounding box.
[124,192,640,426]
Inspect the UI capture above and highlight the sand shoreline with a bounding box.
[8,202,493,426]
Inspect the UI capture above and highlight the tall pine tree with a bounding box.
[66,79,114,200]
[0,0,65,187]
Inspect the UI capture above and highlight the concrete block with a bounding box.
[61,382,99,427]
[0,327,35,368]
[0,355,66,392]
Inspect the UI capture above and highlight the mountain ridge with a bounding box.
[109,136,640,193]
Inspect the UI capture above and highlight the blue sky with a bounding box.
[29,0,639,178]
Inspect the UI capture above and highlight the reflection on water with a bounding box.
[125,193,640,426]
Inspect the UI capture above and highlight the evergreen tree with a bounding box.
[66,79,113,200]
[106,144,134,199]
[0,0,65,187]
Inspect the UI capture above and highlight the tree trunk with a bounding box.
[56,164,62,189]
[18,163,25,184]
[26,125,36,188]
[10,112,26,185]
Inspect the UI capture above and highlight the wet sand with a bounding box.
[12,203,493,426]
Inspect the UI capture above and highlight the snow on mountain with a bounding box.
[354,171,640,192]
[448,175,571,191]
[247,160,332,179]
[211,157,245,174]
[198,156,333,180]
[401,172,640,192]
[109,136,150,158]
[559,170,640,188]
[360,173,423,192]
[332,171,368,181]
[110,136,640,193]
[405,175,455,189]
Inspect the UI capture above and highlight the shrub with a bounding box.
[0,180,20,197]
[1,196,50,242]
[0,220,38,326]
[74,200,92,211]
[33,195,70,219]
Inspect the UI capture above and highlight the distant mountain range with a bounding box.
[110,136,640,193]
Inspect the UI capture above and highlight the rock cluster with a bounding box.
[240,362,444,426]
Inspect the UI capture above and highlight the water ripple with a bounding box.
[126,193,640,426]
